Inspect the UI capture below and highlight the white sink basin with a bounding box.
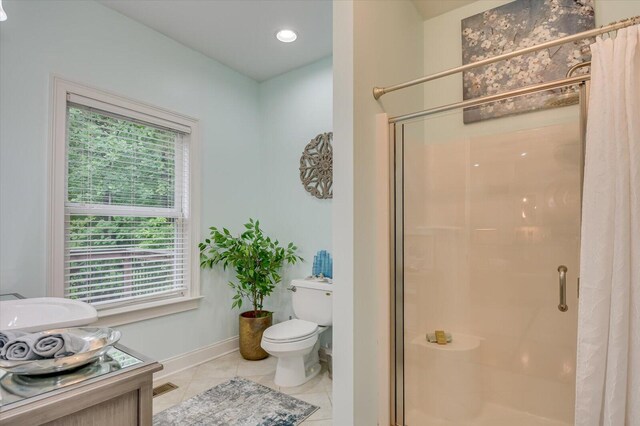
[0,297,98,332]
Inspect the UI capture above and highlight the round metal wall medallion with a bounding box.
[299,132,333,200]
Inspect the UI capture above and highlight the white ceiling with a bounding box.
[98,0,332,82]
[412,0,478,20]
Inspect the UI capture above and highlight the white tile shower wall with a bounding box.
[403,121,582,424]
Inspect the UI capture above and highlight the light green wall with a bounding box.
[0,0,263,360]
[258,57,333,324]
[0,0,332,361]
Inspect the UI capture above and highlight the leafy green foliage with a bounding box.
[199,219,302,318]
[67,106,176,208]
[65,106,182,303]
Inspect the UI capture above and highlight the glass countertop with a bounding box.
[0,346,143,408]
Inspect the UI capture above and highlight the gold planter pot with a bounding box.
[239,311,272,360]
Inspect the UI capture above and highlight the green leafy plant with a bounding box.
[199,219,302,318]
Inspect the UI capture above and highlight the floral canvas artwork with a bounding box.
[461,0,595,123]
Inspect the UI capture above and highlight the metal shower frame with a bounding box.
[383,15,640,426]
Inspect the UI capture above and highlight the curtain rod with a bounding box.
[374,15,640,100]
[388,73,589,123]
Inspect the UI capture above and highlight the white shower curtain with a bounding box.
[575,25,640,426]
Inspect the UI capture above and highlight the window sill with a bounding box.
[92,296,203,327]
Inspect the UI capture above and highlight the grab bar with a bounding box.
[557,265,568,312]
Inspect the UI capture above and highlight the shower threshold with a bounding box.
[406,403,571,426]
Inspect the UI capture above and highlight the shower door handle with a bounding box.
[557,265,568,312]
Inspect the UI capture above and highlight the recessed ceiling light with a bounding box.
[276,29,298,43]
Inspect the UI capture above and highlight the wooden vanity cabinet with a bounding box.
[0,348,162,426]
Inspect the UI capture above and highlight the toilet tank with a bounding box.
[291,278,333,326]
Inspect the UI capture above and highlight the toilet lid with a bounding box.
[262,319,318,342]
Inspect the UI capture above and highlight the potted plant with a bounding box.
[199,219,302,360]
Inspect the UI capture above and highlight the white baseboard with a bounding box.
[153,335,239,382]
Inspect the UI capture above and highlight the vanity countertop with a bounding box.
[0,344,162,425]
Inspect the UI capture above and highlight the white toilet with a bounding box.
[261,278,332,387]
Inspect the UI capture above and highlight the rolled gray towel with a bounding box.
[33,333,88,358]
[0,334,42,361]
[0,330,27,349]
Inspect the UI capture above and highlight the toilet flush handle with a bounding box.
[287,286,297,292]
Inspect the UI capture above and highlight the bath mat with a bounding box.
[153,377,319,426]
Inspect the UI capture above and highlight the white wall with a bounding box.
[333,1,424,424]
[333,1,640,424]
[332,1,355,423]
[0,0,332,362]
[258,57,334,324]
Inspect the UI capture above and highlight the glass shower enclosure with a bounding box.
[391,88,585,426]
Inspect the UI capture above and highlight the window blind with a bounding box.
[64,104,190,307]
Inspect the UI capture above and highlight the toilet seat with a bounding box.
[262,319,318,343]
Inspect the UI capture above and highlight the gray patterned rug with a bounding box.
[153,377,319,426]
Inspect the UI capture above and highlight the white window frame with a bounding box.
[48,77,202,326]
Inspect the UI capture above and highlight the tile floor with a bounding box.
[153,350,333,425]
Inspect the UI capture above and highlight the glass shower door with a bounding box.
[396,106,581,426]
